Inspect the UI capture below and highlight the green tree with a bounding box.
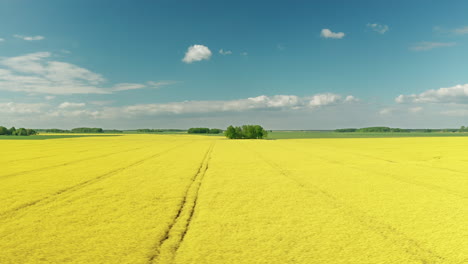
[26,129,37,135]
[0,126,8,135]
[9,127,16,135]
[225,125,267,139]
[209,128,223,134]
[16,128,28,136]
[188,127,210,134]
[224,125,237,138]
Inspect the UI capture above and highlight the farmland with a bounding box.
[0,134,466,263]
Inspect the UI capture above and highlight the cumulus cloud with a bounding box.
[367,23,389,34]
[121,93,357,116]
[0,93,358,124]
[320,29,345,39]
[345,95,359,102]
[219,49,232,55]
[58,102,86,109]
[410,42,456,51]
[45,95,56,100]
[14,34,45,41]
[396,84,468,104]
[182,45,212,63]
[0,52,174,94]
[0,38,5,42]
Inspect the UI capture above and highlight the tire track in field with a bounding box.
[0,141,194,220]
[0,142,174,180]
[271,143,466,199]
[148,142,215,264]
[246,146,449,264]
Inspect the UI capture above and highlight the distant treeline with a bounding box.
[335,127,409,133]
[187,128,223,134]
[39,127,106,133]
[225,125,267,139]
[335,126,468,133]
[0,126,37,136]
[137,129,185,133]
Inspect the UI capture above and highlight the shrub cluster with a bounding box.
[187,128,223,134]
[0,126,37,136]
[224,125,267,139]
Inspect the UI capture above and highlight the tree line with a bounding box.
[0,126,37,136]
[335,127,410,133]
[336,126,468,133]
[37,127,105,133]
[137,129,185,133]
[224,125,268,139]
[187,127,223,134]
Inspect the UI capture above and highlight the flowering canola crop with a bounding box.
[0,135,466,263]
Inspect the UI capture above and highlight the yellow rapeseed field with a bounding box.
[0,134,466,263]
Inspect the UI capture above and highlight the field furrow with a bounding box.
[0,140,193,219]
[248,147,448,264]
[0,137,213,264]
[149,142,215,264]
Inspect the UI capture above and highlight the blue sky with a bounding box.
[0,0,467,129]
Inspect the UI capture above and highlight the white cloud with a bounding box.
[121,93,357,116]
[308,93,342,106]
[48,109,100,118]
[453,26,468,35]
[410,42,456,51]
[367,23,389,34]
[240,52,248,56]
[0,102,47,114]
[111,83,146,92]
[320,29,345,39]
[14,34,45,41]
[45,95,56,100]
[182,45,212,63]
[146,81,176,88]
[345,95,359,102]
[58,102,86,109]
[396,84,468,104]
[0,38,4,42]
[219,49,232,55]
[0,52,173,94]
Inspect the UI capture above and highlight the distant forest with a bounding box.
[187,128,223,134]
[137,129,185,133]
[0,126,37,136]
[335,126,468,133]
